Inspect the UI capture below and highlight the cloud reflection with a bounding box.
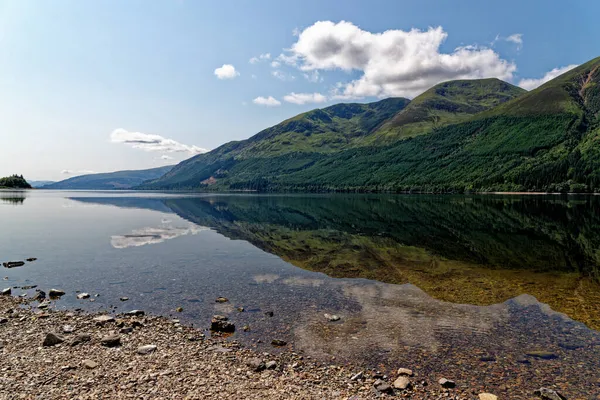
[111,224,208,248]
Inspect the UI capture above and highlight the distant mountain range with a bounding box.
[42,166,174,190]
[27,180,55,188]
[140,56,600,193]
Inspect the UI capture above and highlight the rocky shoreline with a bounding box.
[0,294,566,399]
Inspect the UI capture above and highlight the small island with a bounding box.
[0,175,32,189]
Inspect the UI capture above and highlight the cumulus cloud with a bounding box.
[283,21,517,98]
[506,33,523,47]
[214,64,239,79]
[518,64,579,90]
[272,70,296,81]
[284,92,328,105]
[271,60,281,68]
[249,53,271,64]
[110,129,208,154]
[303,71,323,83]
[252,96,281,107]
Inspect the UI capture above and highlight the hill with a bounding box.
[27,180,55,188]
[142,56,600,192]
[42,166,173,190]
[0,175,32,189]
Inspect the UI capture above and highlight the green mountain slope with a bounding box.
[370,78,526,143]
[42,166,173,190]
[142,56,600,193]
[0,175,32,189]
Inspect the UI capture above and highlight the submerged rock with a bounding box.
[48,289,66,297]
[324,313,341,322]
[210,315,235,332]
[26,258,37,262]
[76,293,90,300]
[119,297,129,302]
[271,339,287,347]
[215,297,229,303]
[3,261,25,268]
[175,307,183,312]
[32,290,46,301]
[125,310,145,317]
[525,350,558,360]
[534,388,567,400]
[43,333,65,347]
[37,300,52,309]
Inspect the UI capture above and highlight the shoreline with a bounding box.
[0,295,507,400]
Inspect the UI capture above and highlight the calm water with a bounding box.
[2,191,600,398]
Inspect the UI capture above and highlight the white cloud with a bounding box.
[61,169,95,175]
[160,155,173,160]
[518,64,579,90]
[214,64,239,79]
[111,224,208,249]
[272,70,295,81]
[284,21,517,99]
[506,33,523,45]
[252,96,281,107]
[110,129,208,154]
[303,71,323,83]
[284,92,328,105]
[270,60,281,68]
[249,53,271,64]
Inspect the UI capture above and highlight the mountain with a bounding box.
[0,175,32,189]
[27,180,55,188]
[42,166,173,190]
[142,56,600,192]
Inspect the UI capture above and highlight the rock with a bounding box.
[271,339,287,347]
[119,297,129,301]
[265,361,277,370]
[32,290,46,301]
[131,320,143,328]
[397,368,413,376]
[438,378,456,388]
[3,261,25,268]
[534,388,567,400]
[21,285,37,290]
[215,297,229,303]
[81,359,98,369]
[37,300,51,309]
[0,318,8,324]
[94,315,115,324]
[242,325,250,332]
[137,345,157,355]
[61,365,76,371]
[62,325,75,334]
[43,333,65,347]
[48,289,65,297]
[175,307,183,312]
[26,258,37,262]
[350,372,364,381]
[237,307,244,312]
[324,313,341,322]
[525,350,558,360]
[479,355,497,362]
[479,394,498,400]
[264,311,274,317]
[1,288,10,296]
[210,315,235,332]
[76,293,90,299]
[71,333,91,346]
[374,379,393,393]
[120,326,133,334]
[393,376,412,390]
[125,310,145,317]
[246,357,266,372]
[100,333,120,347]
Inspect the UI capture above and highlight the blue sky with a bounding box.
[1,0,598,181]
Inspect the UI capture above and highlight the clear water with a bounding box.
[1,190,599,397]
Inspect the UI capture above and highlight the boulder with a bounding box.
[3,261,25,268]
[137,345,157,355]
[100,333,120,347]
[210,315,235,332]
[1,288,10,296]
[48,289,65,297]
[43,333,65,347]
[439,378,456,388]
[393,376,412,390]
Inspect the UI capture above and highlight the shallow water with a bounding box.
[1,191,600,398]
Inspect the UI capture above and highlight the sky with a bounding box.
[1,0,599,181]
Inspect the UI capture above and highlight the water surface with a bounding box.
[1,191,599,398]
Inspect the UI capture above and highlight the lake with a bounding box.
[1,190,600,397]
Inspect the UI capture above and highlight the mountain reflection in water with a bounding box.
[71,194,600,330]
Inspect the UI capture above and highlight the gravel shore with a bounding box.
[0,295,519,399]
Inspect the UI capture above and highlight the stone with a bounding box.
[1,288,11,296]
[242,325,250,332]
[119,297,129,301]
[215,297,228,303]
[271,339,287,347]
[48,289,66,297]
[210,315,235,332]
[265,361,277,370]
[120,326,133,334]
[479,394,498,400]
[175,307,183,312]
[100,333,120,347]
[71,333,91,346]
[137,345,157,355]
[479,355,497,362]
[94,315,115,324]
[3,261,25,268]
[81,359,98,369]
[397,368,413,376]
[43,333,65,347]
[0,318,8,324]
[350,372,364,381]
[393,376,412,390]
[264,311,274,317]
[62,325,75,334]
[37,300,51,309]
[125,310,145,317]
[32,290,46,301]
[534,388,567,400]
[237,307,244,312]
[374,379,393,393]
[324,313,341,322]
[246,357,265,372]
[438,378,456,388]
[26,258,37,262]
[76,293,90,299]
[525,350,558,360]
